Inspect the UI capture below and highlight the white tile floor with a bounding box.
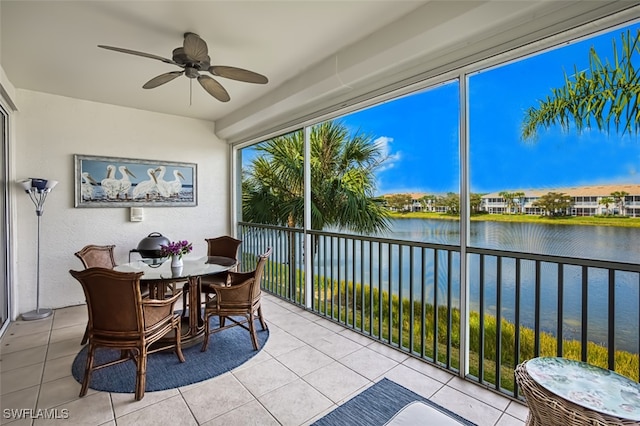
[1,294,529,425]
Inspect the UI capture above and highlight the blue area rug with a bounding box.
[71,316,268,393]
[312,378,476,426]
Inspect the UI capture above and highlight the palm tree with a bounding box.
[438,192,460,215]
[610,191,629,215]
[470,193,484,214]
[242,120,390,233]
[512,191,525,214]
[243,121,390,299]
[521,29,640,141]
[499,191,515,214]
[599,196,614,215]
[420,194,438,212]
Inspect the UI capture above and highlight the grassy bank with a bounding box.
[256,248,639,392]
[310,277,639,392]
[390,211,640,228]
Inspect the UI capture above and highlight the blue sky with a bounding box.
[339,22,640,195]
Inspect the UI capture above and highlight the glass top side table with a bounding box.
[520,357,640,425]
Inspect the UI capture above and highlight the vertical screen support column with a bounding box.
[459,73,470,378]
[303,125,312,308]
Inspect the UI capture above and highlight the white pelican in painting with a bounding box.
[101,165,119,199]
[114,166,136,199]
[153,166,172,198]
[167,170,185,197]
[132,168,158,199]
[81,172,98,200]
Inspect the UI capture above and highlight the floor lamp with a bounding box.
[19,178,58,321]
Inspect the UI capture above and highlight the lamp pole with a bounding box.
[19,178,58,321]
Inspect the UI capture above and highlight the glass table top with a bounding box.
[114,256,236,281]
[526,357,640,421]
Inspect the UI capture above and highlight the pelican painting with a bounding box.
[153,166,172,198]
[167,170,185,197]
[114,166,136,199]
[100,165,119,199]
[132,168,158,199]
[75,154,196,207]
[81,172,98,200]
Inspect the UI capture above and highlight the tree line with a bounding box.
[384,192,483,215]
[385,189,632,217]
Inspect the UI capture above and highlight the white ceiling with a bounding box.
[2,1,639,141]
[0,1,427,122]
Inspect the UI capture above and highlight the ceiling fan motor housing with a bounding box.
[185,67,200,78]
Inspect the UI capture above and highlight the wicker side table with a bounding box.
[515,360,640,426]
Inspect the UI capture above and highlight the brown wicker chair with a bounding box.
[74,244,117,345]
[69,267,185,401]
[514,361,637,426]
[201,247,271,352]
[74,244,116,269]
[181,236,242,317]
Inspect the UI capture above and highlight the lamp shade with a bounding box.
[18,178,58,192]
[45,180,59,189]
[18,179,32,191]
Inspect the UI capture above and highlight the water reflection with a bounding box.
[335,218,640,353]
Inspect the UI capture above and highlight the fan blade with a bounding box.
[98,45,178,66]
[183,32,209,63]
[209,65,268,84]
[197,75,230,102]
[143,71,184,89]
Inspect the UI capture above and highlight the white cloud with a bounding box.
[374,136,401,171]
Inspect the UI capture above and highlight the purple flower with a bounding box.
[160,240,193,258]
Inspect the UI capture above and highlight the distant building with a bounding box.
[480,184,640,217]
[382,192,428,212]
[382,184,640,217]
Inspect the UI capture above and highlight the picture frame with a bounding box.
[74,154,197,207]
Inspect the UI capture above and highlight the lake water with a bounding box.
[244,218,640,352]
[382,218,640,263]
[330,218,640,353]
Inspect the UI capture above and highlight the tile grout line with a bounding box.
[32,315,55,415]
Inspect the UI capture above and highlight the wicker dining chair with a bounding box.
[181,236,242,317]
[74,244,117,345]
[201,247,271,352]
[74,244,116,269]
[69,267,185,401]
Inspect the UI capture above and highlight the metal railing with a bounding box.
[238,222,640,399]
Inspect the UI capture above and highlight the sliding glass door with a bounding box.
[0,103,9,333]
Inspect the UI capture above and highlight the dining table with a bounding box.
[114,255,237,347]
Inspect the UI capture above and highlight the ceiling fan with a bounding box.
[98,32,268,102]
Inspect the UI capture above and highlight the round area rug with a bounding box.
[71,316,269,393]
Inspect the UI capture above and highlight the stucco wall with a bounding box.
[13,89,228,315]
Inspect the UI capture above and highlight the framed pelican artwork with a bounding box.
[74,154,197,207]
